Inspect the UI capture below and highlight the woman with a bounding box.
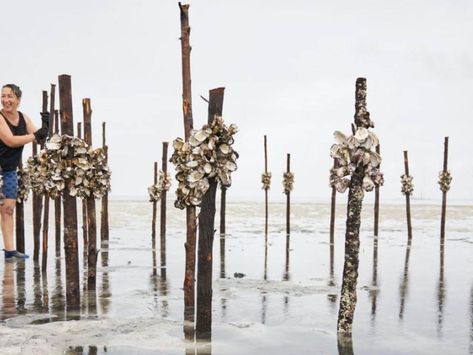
[0,84,48,259]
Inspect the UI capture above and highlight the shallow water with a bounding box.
[0,200,472,354]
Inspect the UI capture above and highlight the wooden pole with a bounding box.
[77,122,88,255]
[160,142,169,279]
[337,77,372,338]
[219,186,226,279]
[15,161,25,253]
[373,145,380,237]
[54,109,62,257]
[179,2,197,339]
[83,98,98,290]
[440,137,449,244]
[100,121,109,245]
[152,162,158,241]
[286,154,291,236]
[403,151,413,240]
[264,135,269,236]
[58,74,80,310]
[329,159,337,245]
[196,87,225,340]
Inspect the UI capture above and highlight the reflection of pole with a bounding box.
[403,151,413,240]
[437,242,446,336]
[399,238,411,319]
[327,244,337,308]
[160,142,169,279]
[329,159,337,245]
[440,137,449,244]
[373,145,380,237]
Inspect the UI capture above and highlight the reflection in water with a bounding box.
[337,334,354,355]
[186,342,212,355]
[151,239,169,318]
[369,235,379,323]
[399,238,412,320]
[33,261,44,313]
[469,285,473,354]
[16,260,26,315]
[100,243,111,315]
[1,260,17,320]
[327,243,337,313]
[437,243,446,337]
[220,234,225,279]
[261,293,267,324]
[51,256,65,320]
[283,234,290,281]
[65,346,101,355]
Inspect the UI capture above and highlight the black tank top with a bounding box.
[0,111,27,171]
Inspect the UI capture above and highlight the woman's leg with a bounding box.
[1,199,16,251]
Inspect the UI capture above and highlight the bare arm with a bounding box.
[0,114,36,148]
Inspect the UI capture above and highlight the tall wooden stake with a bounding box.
[54,110,62,257]
[151,162,158,241]
[403,151,413,240]
[440,137,449,244]
[219,185,226,279]
[83,98,98,290]
[77,122,88,254]
[59,74,80,310]
[264,135,269,236]
[15,162,25,253]
[196,87,225,340]
[100,121,109,245]
[160,142,169,278]
[179,2,197,339]
[373,145,381,237]
[285,154,291,236]
[329,159,337,245]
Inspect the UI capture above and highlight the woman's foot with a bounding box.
[3,249,29,259]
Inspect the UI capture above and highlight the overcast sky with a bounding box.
[1,0,472,203]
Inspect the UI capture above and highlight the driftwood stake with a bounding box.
[219,185,226,279]
[100,122,109,245]
[15,162,25,253]
[77,122,88,254]
[196,87,225,340]
[373,145,381,237]
[403,151,413,240]
[264,135,269,236]
[160,142,169,278]
[58,74,80,310]
[440,137,449,244]
[151,162,158,240]
[179,2,197,339]
[83,98,98,290]
[329,159,337,245]
[54,110,62,257]
[285,154,291,236]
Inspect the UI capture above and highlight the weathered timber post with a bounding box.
[151,162,158,240]
[373,145,381,237]
[335,78,381,339]
[77,122,88,254]
[179,2,197,339]
[219,185,226,276]
[329,159,337,245]
[283,154,292,281]
[100,121,109,245]
[41,84,55,271]
[54,109,62,257]
[15,162,25,253]
[160,142,169,278]
[58,74,80,310]
[402,151,413,240]
[439,137,450,244]
[83,98,98,290]
[196,87,225,340]
[263,135,269,236]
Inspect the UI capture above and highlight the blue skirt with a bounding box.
[1,170,18,199]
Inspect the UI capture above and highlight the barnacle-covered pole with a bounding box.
[196,87,225,340]
[329,158,337,245]
[160,142,169,278]
[284,154,292,236]
[151,161,158,240]
[41,84,56,270]
[335,78,380,339]
[77,122,88,254]
[402,150,413,240]
[15,162,26,253]
[179,2,197,339]
[100,121,109,245]
[263,135,270,236]
[54,110,61,256]
[58,74,80,310]
[219,184,226,278]
[439,137,450,244]
[83,98,98,290]
[373,145,381,237]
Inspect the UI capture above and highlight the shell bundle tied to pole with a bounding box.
[148,171,172,202]
[170,116,239,210]
[261,172,271,190]
[438,171,452,192]
[400,174,414,195]
[283,172,294,195]
[329,127,383,193]
[16,167,31,203]
[27,134,111,199]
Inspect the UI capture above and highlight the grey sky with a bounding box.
[2,0,472,202]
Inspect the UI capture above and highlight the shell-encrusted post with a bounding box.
[439,137,450,244]
[15,165,27,253]
[333,78,382,339]
[160,142,169,278]
[402,151,413,240]
[263,135,270,243]
[150,162,158,241]
[283,154,294,238]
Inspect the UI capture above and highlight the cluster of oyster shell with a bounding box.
[261,172,271,191]
[170,116,238,210]
[27,134,111,199]
[400,174,414,195]
[16,167,31,203]
[148,171,172,202]
[438,171,452,192]
[329,127,383,193]
[283,172,294,194]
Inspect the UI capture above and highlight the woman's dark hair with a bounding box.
[2,84,22,98]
